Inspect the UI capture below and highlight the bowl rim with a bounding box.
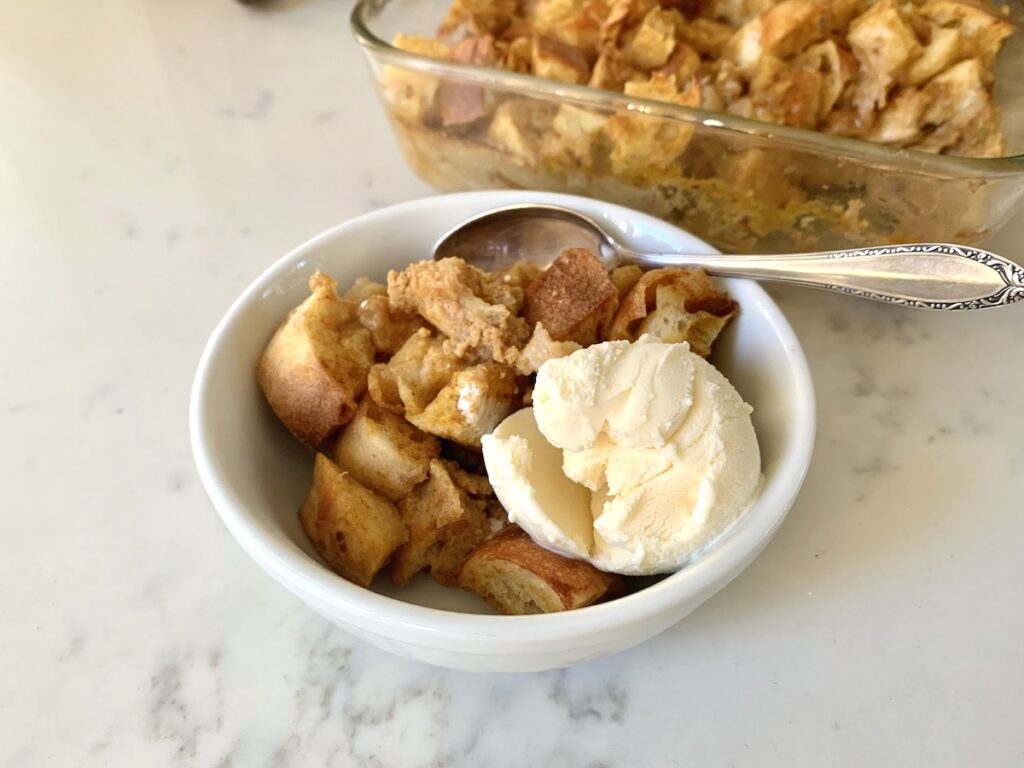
[350,0,1024,175]
[189,190,817,645]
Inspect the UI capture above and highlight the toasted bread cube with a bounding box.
[543,104,608,166]
[676,17,734,57]
[548,0,609,60]
[795,40,858,120]
[367,329,463,415]
[847,0,922,111]
[658,42,701,84]
[384,35,450,124]
[357,295,427,357]
[724,0,826,72]
[497,33,533,73]
[607,73,701,177]
[906,26,961,86]
[393,459,491,586]
[867,87,932,146]
[458,526,624,614]
[532,35,590,84]
[438,36,499,127]
[332,398,440,501]
[499,260,543,291]
[438,0,517,36]
[487,99,557,164]
[919,0,1014,69]
[515,323,582,375]
[406,362,519,447]
[598,0,658,47]
[609,264,644,299]
[721,147,804,208]
[626,7,679,69]
[257,273,375,448]
[608,267,737,356]
[388,258,530,365]
[916,58,1004,157]
[748,65,822,129]
[637,281,738,357]
[589,46,641,91]
[299,454,409,588]
[523,248,618,346]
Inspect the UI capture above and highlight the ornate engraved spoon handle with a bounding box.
[633,244,1024,310]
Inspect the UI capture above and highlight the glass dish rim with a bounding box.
[351,0,1024,178]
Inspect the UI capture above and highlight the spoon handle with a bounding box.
[634,243,1024,310]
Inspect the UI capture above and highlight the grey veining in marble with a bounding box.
[1,0,1023,766]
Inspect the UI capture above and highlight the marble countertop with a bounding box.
[3,0,1023,765]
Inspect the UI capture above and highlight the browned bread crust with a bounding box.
[458,526,624,614]
[257,273,374,448]
[392,459,491,586]
[523,248,618,346]
[299,454,409,588]
[607,266,737,356]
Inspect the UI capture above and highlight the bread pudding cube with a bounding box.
[299,454,409,588]
[257,273,374,449]
[392,459,491,586]
[332,398,441,502]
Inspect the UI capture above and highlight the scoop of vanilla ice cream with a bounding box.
[481,337,761,575]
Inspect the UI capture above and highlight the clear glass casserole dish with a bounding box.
[352,0,1024,254]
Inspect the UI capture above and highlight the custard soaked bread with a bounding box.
[259,252,737,611]
[299,454,409,588]
[332,397,440,502]
[392,459,493,586]
[257,273,375,448]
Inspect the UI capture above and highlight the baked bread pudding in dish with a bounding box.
[356,0,1022,253]
[395,0,1014,157]
[257,244,761,615]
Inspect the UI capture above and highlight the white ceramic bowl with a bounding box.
[190,191,815,673]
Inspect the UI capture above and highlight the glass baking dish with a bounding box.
[352,0,1024,254]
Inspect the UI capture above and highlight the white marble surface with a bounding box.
[2,0,1024,765]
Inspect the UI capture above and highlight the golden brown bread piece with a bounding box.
[341,276,387,303]
[439,36,499,127]
[405,361,520,447]
[367,329,464,415]
[607,73,702,177]
[331,398,440,502]
[458,526,624,614]
[357,295,427,357]
[388,258,530,364]
[609,264,644,299]
[523,248,618,346]
[392,459,492,586]
[257,273,375,448]
[607,267,737,356]
[499,259,543,291]
[299,454,409,588]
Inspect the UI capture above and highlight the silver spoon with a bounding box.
[433,203,1024,310]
